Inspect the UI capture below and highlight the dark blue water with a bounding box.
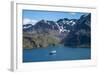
[23,46,91,62]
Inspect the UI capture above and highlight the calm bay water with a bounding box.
[23,46,91,62]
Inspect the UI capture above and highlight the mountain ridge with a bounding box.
[23,13,91,48]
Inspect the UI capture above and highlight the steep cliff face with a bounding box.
[63,14,91,48]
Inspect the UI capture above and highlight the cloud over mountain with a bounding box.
[23,18,38,25]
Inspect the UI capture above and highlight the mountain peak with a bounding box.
[23,14,90,33]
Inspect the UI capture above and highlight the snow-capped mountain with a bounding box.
[23,14,91,34]
[63,13,91,47]
[23,19,76,33]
